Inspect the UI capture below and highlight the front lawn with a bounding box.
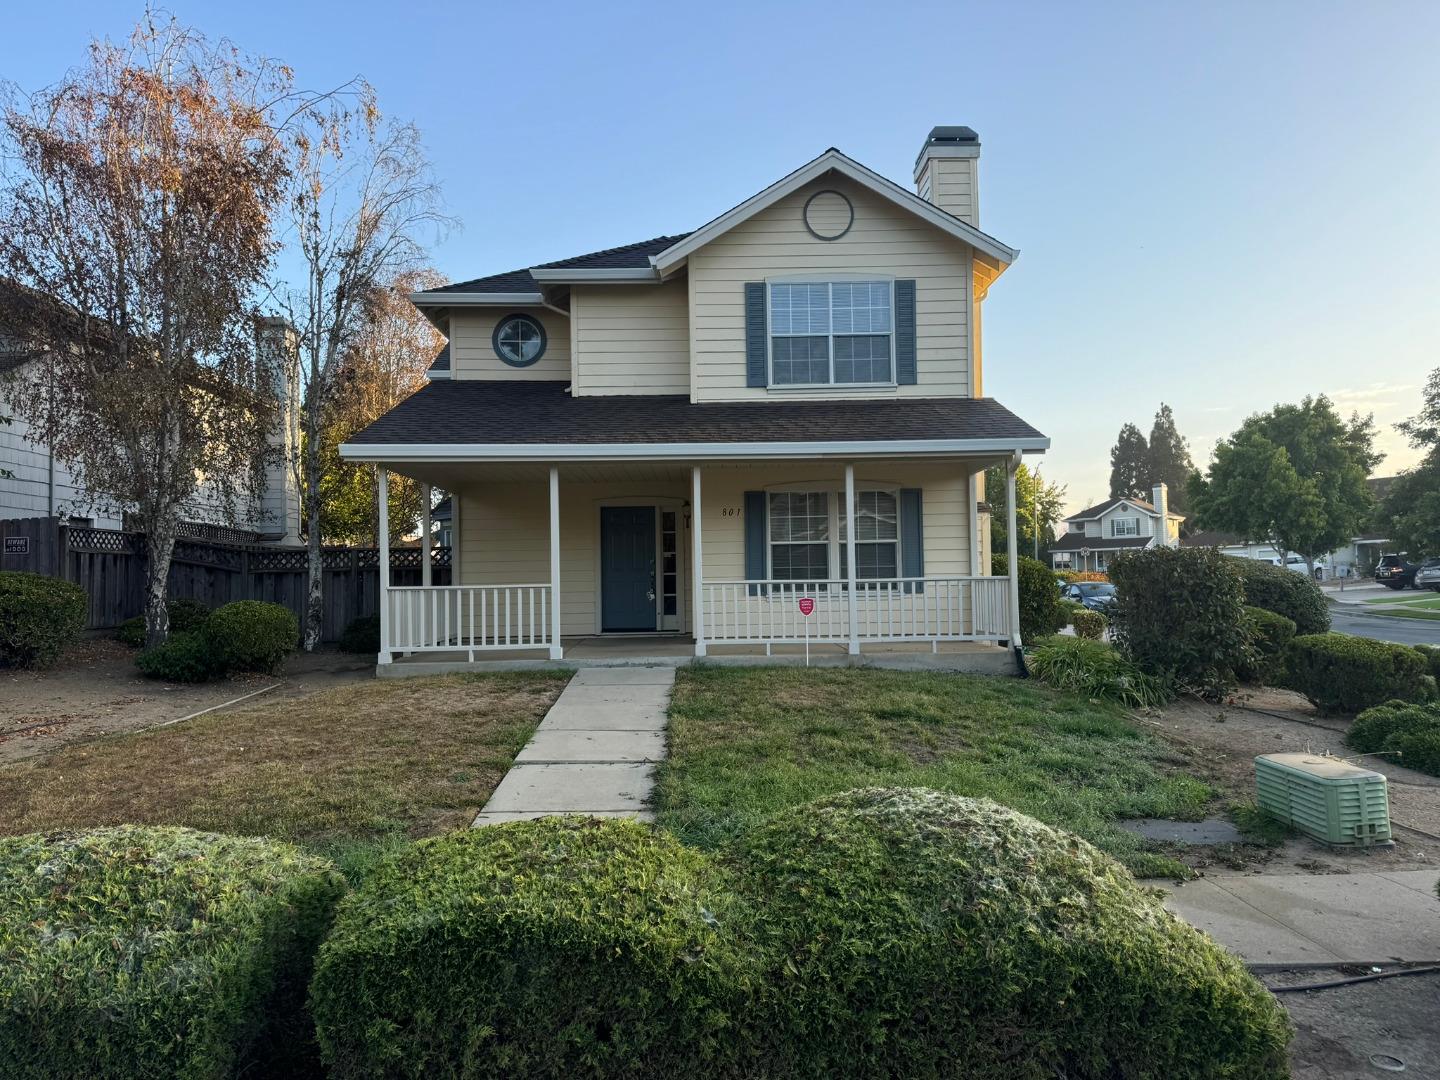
[654,666,1213,877]
[0,672,568,877]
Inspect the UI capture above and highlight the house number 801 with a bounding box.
[720,508,742,517]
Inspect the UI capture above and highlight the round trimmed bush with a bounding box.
[735,789,1291,1079]
[1286,633,1432,714]
[1239,605,1297,684]
[338,613,381,654]
[311,818,748,1079]
[1347,700,1440,776]
[135,630,218,683]
[1070,608,1108,640]
[0,571,86,668]
[992,553,1067,642]
[1229,557,1330,635]
[115,597,211,648]
[203,600,297,674]
[0,825,346,1079]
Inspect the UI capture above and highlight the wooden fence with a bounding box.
[0,516,449,642]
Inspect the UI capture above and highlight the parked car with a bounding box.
[1374,555,1418,590]
[1415,558,1440,592]
[1064,581,1116,611]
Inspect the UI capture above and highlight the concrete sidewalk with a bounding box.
[1157,870,1440,964]
[473,666,672,825]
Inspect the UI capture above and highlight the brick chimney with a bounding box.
[1152,483,1173,547]
[914,126,980,225]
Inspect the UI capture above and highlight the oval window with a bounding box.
[492,313,547,367]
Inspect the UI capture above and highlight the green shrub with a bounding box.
[1286,634,1431,714]
[1228,557,1330,635]
[992,553,1066,643]
[0,571,86,668]
[115,597,211,648]
[1413,643,1440,682]
[203,600,297,674]
[1028,636,1172,707]
[135,630,218,683]
[311,818,749,1079]
[338,614,381,654]
[1070,608,1108,640]
[734,789,1291,1079]
[1238,606,1297,684]
[1109,547,1252,699]
[1346,700,1440,776]
[1391,728,1440,775]
[0,825,345,1079]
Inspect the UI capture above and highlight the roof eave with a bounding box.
[528,267,659,284]
[409,290,546,307]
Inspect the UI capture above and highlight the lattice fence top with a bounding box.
[177,521,262,545]
[65,527,141,554]
[64,524,449,570]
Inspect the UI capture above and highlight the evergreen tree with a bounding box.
[1146,403,1195,516]
[1108,423,1149,500]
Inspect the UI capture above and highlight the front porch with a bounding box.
[369,454,1029,673]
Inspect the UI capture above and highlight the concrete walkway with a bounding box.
[1158,870,1440,964]
[474,666,672,824]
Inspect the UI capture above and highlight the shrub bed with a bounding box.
[1070,608,1107,640]
[992,553,1066,642]
[1346,700,1440,776]
[0,571,86,668]
[135,630,219,683]
[203,600,297,674]
[1286,633,1432,714]
[1109,547,1252,699]
[1027,637,1171,707]
[338,614,381,654]
[0,825,345,1079]
[115,597,211,648]
[1229,557,1330,635]
[314,795,1290,1079]
[1238,606,1297,684]
[311,818,748,1079]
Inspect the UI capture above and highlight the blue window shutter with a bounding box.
[745,282,767,387]
[895,279,917,385]
[900,488,924,592]
[744,491,768,595]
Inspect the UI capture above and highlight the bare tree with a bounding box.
[278,97,452,650]
[0,15,291,646]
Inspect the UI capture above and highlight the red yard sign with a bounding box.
[798,597,815,616]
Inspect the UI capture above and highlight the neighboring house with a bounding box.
[1179,530,1389,581]
[1048,484,1182,573]
[429,496,453,547]
[342,126,1050,665]
[0,285,302,542]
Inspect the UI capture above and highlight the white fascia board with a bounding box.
[340,435,1050,463]
[652,149,1018,275]
[424,369,451,380]
[409,291,546,306]
[527,267,658,283]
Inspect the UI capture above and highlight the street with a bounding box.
[1328,607,1440,646]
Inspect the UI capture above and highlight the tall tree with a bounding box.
[986,462,1067,560]
[279,94,452,650]
[1375,365,1440,556]
[1108,422,1149,500]
[0,16,290,645]
[315,268,444,544]
[1190,396,1381,577]
[1145,403,1194,515]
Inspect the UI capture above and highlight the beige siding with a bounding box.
[927,156,978,224]
[449,308,571,380]
[688,175,972,402]
[572,281,689,396]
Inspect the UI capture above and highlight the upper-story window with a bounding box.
[769,281,893,386]
[492,313,547,367]
[1111,516,1139,538]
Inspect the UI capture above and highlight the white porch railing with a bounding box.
[385,584,555,656]
[701,576,1011,647]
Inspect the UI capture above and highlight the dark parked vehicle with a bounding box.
[1374,555,1418,589]
[1064,581,1116,611]
[1415,557,1440,592]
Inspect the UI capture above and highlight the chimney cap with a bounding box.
[915,126,981,176]
[926,125,980,145]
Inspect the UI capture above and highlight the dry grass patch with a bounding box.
[0,672,567,874]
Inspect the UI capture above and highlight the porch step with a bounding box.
[474,666,675,826]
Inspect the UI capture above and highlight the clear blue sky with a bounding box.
[5,1,1437,511]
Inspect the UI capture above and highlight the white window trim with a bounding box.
[763,483,903,583]
[766,275,898,390]
[1111,516,1139,538]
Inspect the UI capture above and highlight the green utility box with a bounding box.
[1255,753,1392,847]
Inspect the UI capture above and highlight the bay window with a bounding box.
[769,280,893,385]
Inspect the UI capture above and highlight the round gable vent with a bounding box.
[803,189,854,241]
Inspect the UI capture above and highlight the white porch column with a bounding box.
[844,462,859,654]
[1006,452,1022,648]
[377,467,392,665]
[421,482,432,588]
[548,465,563,660]
[691,465,706,657]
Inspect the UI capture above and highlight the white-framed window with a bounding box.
[769,280,894,386]
[1111,516,1139,538]
[767,487,901,582]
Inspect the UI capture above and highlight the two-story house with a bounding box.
[1048,484,1183,573]
[342,127,1049,667]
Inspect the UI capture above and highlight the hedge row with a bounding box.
[1346,700,1440,777]
[1228,557,1330,635]
[1284,634,1434,714]
[1239,606,1297,684]
[115,597,211,647]
[0,571,86,668]
[134,600,297,683]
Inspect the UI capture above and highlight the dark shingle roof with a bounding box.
[427,343,450,373]
[1066,495,1159,521]
[427,235,691,296]
[346,381,1045,448]
[1049,533,1152,553]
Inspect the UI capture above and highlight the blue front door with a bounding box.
[601,506,657,632]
